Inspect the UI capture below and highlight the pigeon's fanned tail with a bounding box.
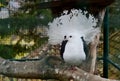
[48,9,99,45]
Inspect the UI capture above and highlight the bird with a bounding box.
[60,33,88,65]
[48,9,99,65]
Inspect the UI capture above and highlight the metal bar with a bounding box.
[103,8,109,78]
[98,57,120,71]
[107,59,120,71]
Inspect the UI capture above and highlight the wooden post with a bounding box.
[81,9,106,74]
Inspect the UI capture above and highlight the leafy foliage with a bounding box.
[109,0,120,29]
[0,15,52,36]
[0,45,15,59]
[0,37,48,59]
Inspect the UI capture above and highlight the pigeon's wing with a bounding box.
[81,37,89,59]
[60,40,68,60]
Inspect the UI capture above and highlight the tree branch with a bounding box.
[80,9,106,73]
[0,56,119,81]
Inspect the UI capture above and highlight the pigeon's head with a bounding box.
[64,33,82,43]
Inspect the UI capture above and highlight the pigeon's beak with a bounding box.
[64,36,68,42]
[65,39,68,42]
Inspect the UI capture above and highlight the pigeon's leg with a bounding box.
[68,65,78,73]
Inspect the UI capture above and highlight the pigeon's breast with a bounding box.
[63,40,86,65]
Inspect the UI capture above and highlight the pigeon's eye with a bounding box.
[69,36,72,38]
[64,36,66,39]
